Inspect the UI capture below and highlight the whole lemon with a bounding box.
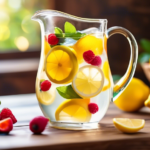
[114,78,150,112]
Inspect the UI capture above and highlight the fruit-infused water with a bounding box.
[36,22,113,128]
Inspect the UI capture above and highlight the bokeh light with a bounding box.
[15,36,29,51]
[0,25,10,41]
[8,0,21,10]
[0,11,10,24]
[0,0,44,52]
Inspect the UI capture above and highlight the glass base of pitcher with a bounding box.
[49,121,99,130]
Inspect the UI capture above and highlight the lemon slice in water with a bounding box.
[72,65,104,98]
[55,99,91,122]
[45,45,78,84]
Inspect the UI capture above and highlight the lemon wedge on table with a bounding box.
[45,45,78,84]
[113,118,145,133]
[72,65,104,98]
[55,99,91,122]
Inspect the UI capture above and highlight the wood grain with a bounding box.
[1,94,150,150]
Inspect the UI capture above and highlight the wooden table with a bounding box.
[1,94,150,150]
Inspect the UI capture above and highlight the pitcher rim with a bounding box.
[31,9,107,23]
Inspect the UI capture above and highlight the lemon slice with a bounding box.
[55,99,91,122]
[36,78,56,105]
[72,65,104,98]
[45,45,78,84]
[113,118,145,133]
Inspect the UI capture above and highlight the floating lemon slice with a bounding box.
[45,45,78,84]
[72,65,104,98]
[55,99,91,122]
[113,118,145,133]
[36,78,56,105]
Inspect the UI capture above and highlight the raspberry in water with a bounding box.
[83,50,95,63]
[40,80,52,91]
[48,33,59,45]
[90,56,102,67]
[88,103,99,114]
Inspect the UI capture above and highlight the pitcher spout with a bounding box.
[31,10,45,21]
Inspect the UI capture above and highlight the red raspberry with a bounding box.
[0,108,17,124]
[88,103,99,114]
[29,116,49,134]
[90,56,102,67]
[0,118,13,133]
[83,50,95,63]
[40,80,52,91]
[48,33,59,45]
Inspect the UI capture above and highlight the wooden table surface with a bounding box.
[1,94,150,150]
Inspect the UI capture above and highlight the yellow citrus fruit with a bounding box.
[71,34,103,64]
[144,94,150,108]
[55,99,91,122]
[114,78,150,112]
[45,45,78,84]
[104,35,107,53]
[72,65,104,98]
[44,39,51,56]
[36,79,56,105]
[113,118,145,133]
[102,61,111,91]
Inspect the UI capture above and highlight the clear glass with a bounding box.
[32,10,138,130]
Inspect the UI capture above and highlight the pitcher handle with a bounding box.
[106,26,138,101]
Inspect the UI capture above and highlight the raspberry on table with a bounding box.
[0,108,17,124]
[29,116,49,134]
[88,103,99,114]
[48,33,59,45]
[90,56,102,67]
[40,80,52,92]
[83,50,95,63]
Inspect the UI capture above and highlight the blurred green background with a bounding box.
[0,0,51,52]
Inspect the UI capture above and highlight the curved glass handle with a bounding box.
[106,26,138,101]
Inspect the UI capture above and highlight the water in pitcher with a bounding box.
[35,22,113,126]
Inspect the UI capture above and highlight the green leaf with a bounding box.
[140,39,150,53]
[65,32,86,40]
[56,85,81,99]
[55,27,63,34]
[64,21,76,33]
[54,27,63,37]
[138,52,150,63]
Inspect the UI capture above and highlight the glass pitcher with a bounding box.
[32,10,138,130]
